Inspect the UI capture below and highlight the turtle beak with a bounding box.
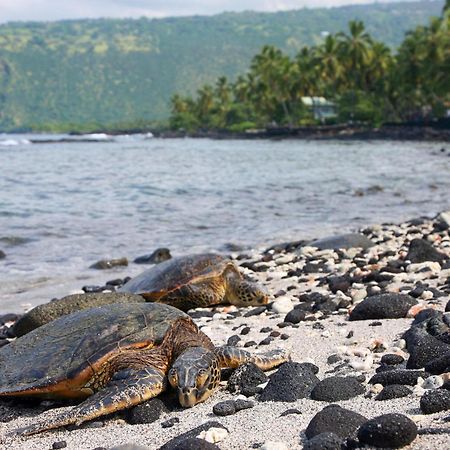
[178,387,198,407]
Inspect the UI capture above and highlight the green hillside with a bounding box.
[0,1,444,132]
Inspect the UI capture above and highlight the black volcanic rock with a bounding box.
[303,432,343,450]
[234,399,255,411]
[404,326,450,369]
[405,239,446,264]
[310,376,365,402]
[369,369,429,386]
[212,400,236,416]
[284,309,306,324]
[375,385,412,401]
[412,309,443,325]
[166,439,220,450]
[376,363,403,374]
[259,362,319,402]
[358,413,417,448]
[159,422,227,450]
[90,257,128,269]
[349,293,417,321]
[381,354,405,366]
[434,211,450,230]
[420,389,450,414]
[309,233,374,250]
[327,276,352,294]
[305,405,367,440]
[226,363,267,396]
[425,352,450,374]
[125,398,169,424]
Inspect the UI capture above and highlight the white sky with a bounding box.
[0,0,416,23]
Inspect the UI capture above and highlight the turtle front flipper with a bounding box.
[215,346,289,371]
[17,367,166,436]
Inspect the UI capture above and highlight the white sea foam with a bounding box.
[0,138,31,146]
[81,133,110,140]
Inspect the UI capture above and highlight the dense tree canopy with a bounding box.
[170,4,450,130]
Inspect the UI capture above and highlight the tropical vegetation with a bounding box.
[0,1,445,132]
[170,1,450,130]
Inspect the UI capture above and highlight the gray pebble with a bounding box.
[161,417,180,428]
[213,400,236,416]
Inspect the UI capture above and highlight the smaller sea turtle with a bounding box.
[119,253,268,311]
[134,247,172,264]
[0,303,287,435]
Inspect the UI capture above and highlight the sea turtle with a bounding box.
[119,253,269,311]
[0,302,288,435]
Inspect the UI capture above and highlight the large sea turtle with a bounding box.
[0,302,287,435]
[119,253,269,311]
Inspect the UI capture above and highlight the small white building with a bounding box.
[301,97,337,121]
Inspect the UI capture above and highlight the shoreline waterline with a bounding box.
[0,138,449,313]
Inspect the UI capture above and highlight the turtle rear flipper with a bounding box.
[215,346,289,371]
[17,367,166,436]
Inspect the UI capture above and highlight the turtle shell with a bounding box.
[0,303,188,397]
[119,253,238,300]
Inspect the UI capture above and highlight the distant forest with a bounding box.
[0,1,445,132]
[170,1,450,130]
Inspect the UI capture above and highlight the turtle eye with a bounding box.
[196,368,209,387]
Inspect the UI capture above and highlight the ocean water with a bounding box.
[0,134,449,313]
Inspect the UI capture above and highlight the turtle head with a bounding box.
[168,347,221,407]
[228,278,269,306]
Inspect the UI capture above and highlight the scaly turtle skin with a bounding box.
[0,302,288,435]
[119,253,268,311]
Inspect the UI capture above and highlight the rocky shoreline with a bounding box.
[1,211,450,449]
[155,124,450,143]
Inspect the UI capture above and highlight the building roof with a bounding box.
[301,97,335,107]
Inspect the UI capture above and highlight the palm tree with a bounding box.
[248,45,296,125]
[292,47,322,122]
[338,21,372,89]
[169,94,199,130]
[195,85,215,126]
[422,17,450,103]
[396,11,449,119]
[313,34,343,96]
[170,94,189,114]
[365,41,392,93]
[337,21,372,120]
[214,76,232,127]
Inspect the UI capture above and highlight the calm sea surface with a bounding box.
[0,134,449,313]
